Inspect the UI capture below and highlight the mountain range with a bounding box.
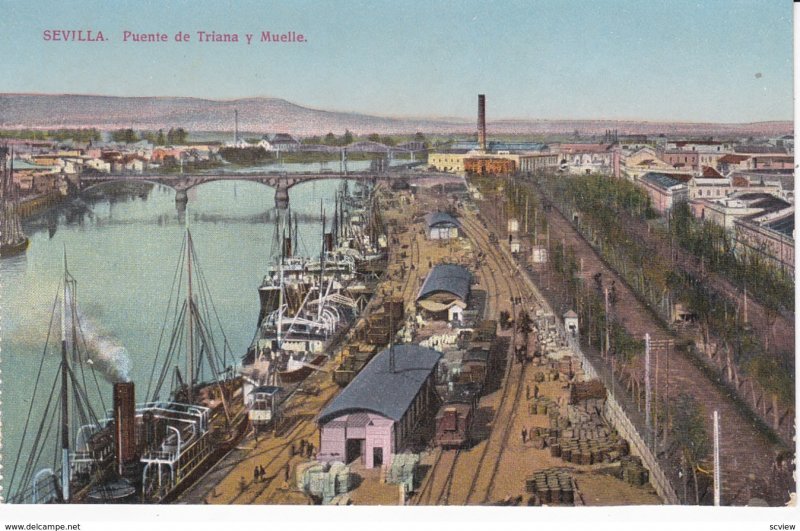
[0,94,792,137]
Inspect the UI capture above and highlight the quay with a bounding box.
[178,178,662,506]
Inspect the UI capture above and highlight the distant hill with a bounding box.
[0,94,792,137]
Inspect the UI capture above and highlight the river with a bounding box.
[1,178,343,497]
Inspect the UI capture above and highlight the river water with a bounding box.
[1,178,343,496]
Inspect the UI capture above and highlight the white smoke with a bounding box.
[64,288,131,383]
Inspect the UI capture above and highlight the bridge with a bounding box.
[76,167,429,209]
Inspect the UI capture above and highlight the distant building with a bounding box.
[636,172,689,215]
[263,133,301,152]
[690,192,790,231]
[428,151,471,173]
[734,206,794,278]
[464,156,515,175]
[317,344,442,468]
[660,150,700,172]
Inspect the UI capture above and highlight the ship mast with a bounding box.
[186,219,195,403]
[60,251,71,502]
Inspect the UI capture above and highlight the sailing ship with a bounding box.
[1,147,30,257]
[8,229,246,504]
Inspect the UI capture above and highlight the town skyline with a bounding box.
[2,0,793,123]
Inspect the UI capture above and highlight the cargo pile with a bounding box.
[333,343,378,387]
[386,453,420,493]
[295,461,353,504]
[524,468,577,505]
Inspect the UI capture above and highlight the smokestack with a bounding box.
[478,94,487,152]
[114,382,137,475]
[323,232,334,253]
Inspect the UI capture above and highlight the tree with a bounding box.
[156,129,166,145]
[342,129,353,145]
[671,393,709,504]
[323,132,336,145]
[367,133,381,143]
[111,128,137,143]
[414,131,426,142]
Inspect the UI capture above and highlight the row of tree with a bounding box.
[487,175,711,505]
[533,173,794,409]
[0,128,102,142]
[110,128,189,145]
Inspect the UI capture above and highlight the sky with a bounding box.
[0,0,794,123]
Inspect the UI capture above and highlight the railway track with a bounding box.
[457,212,535,505]
[413,448,461,505]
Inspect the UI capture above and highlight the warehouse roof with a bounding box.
[416,264,472,302]
[425,211,460,229]
[318,344,442,424]
[641,172,685,190]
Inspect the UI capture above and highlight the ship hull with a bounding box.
[278,354,327,384]
[1,236,29,258]
[156,410,249,504]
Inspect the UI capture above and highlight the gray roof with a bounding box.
[425,211,460,229]
[765,214,794,236]
[641,172,684,190]
[416,264,472,302]
[318,344,442,424]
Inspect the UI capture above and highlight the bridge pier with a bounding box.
[175,189,188,213]
[274,187,289,209]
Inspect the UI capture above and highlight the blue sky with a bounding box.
[1,0,793,122]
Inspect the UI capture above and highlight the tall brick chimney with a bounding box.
[478,94,487,152]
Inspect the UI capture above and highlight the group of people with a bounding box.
[290,438,315,459]
[253,465,268,483]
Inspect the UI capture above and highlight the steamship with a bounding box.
[242,184,385,390]
[8,230,246,504]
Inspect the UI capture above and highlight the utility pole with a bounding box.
[604,287,610,358]
[713,410,721,506]
[743,285,748,325]
[645,333,651,448]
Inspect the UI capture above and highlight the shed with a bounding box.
[416,264,472,321]
[317,344,443,468]
[425,212,460,240]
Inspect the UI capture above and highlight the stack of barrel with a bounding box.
[525,468,576,505]
[620,456,649,487]
[528,396,557,416]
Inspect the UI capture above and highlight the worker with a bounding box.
[534,384,539,398]
[522,427,528,444]
[260,465,267,481]
[526,384,530,400]
[254,466,260,483]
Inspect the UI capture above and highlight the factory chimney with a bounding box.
[113,382,137,475]
[477,94,487,152]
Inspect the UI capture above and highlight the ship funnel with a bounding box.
[323,232,334,253]
[283,237,293,258]
[113,382,137,475]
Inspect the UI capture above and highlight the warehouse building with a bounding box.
[416,264,472,322]
[317,344,443,469]
[425,211,461,240]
